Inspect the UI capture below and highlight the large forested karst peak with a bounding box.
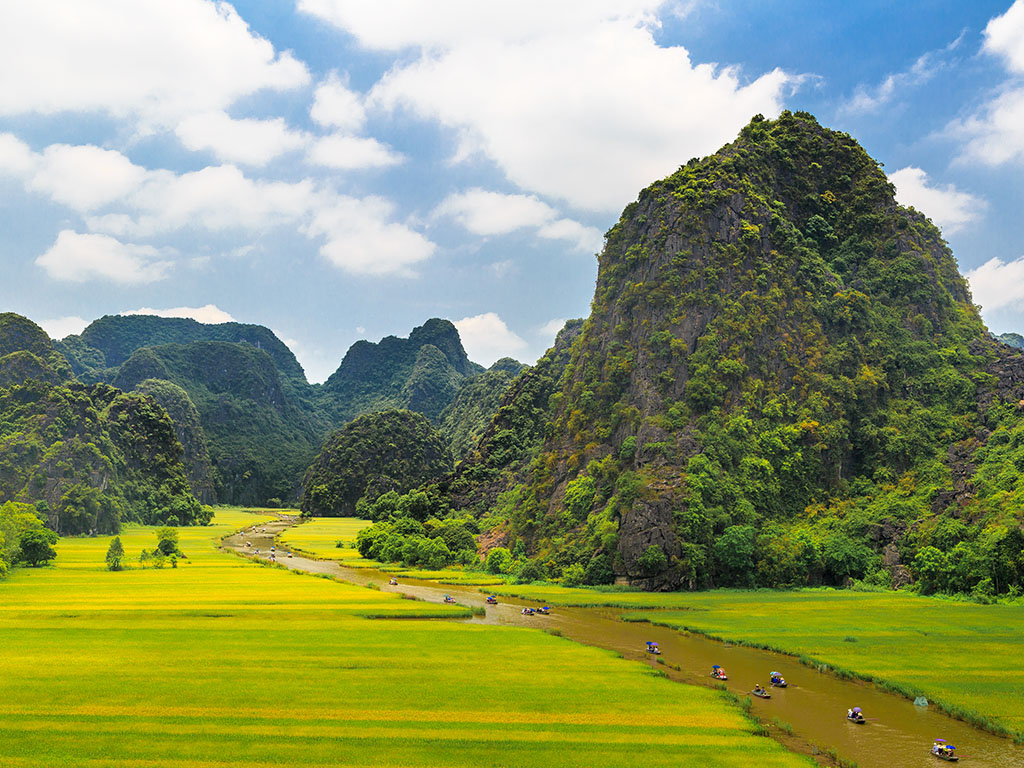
[437,111,1024,594]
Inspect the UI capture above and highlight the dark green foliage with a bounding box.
[132,379,216,504]
[439,365,522,461]
[584,553,615,585]
[0,381,205,534]
[319,318,481,425]
[18,528,57,566]
[156,527,182,557]
[301,410,452,516]
[114,342,321,505]
[0,313,73,386]
[62,314,307,382]
[105,536,124,571]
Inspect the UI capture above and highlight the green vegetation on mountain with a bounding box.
[0,380,205,538]
[320,318,482,424]
[301,410,452,517]
[995,332,1024,350]
[131,378,216,504]
[58,314,307,383]
[0,313,73,387]
[427,112,1024,597]
[114,342,321,505]
[438,358,526,461]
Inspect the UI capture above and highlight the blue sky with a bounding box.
[2,1,1024,382]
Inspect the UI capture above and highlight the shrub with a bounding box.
[105,536,125,571]
[561,563,586,586]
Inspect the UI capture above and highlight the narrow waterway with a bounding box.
[225,519,1022,768]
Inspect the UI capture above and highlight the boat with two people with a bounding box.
[645,641,661,655]
[521,607,535,616]
[770,671,787,687]
[847,707,866,724]
[710,665,728,680]
[388,577,398,586]
[931,739,959,762]
[443,594,456,604]
[485,595,498,605]
[536,606,550,615]
[751,684,771,699]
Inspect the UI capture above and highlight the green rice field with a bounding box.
[493,583,1024,737]
[0,512,811,767]
[277,515,375,566]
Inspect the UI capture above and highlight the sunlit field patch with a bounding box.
[492,583,1024,737]
[278,516,375,565]
[0,513,811,767]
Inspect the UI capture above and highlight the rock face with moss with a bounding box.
[444,112,1024,594]
[301,410,452,516]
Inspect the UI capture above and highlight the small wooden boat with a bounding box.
[388,578,398,585]
[770,672,787,688]
[751,688,771,699]
[486,596,498,605]
[443,595,456,604]
[847,714,866,724]
[536,606,550,615]
[710,665,728,680]
[645,641,661,655]
[931,740,959,762]
[521,607,535,616]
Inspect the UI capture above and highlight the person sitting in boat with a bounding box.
[770,672,785,685]
[753,683,767,696]
[847,707,864,722]
[388,577,398,585]
[521,607,534,615]
[645,641,660,654]
[711,665,727,679]
[486,595,498,604]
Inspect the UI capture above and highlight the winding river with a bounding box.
[225,519,1023,768]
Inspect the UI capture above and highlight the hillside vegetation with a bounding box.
[405,112,1024,597]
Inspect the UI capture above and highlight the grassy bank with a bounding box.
[0,513,811,767]
[489,583,1024,738]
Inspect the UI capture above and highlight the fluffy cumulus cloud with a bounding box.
[0,136,433,278]
[0,0,309,130]
[310,73,367,131]
[453,312,528,365]
[538,318,567,339]
[436,188,603,252]
[888,167,985,234]
[302,0,794,212]
[949,1,1024,165]
[36,231,172,284]
[37,315,89,340]
[967,256,1024,312]
[307,135,403,169]
[122,304,235,324]
[175,112,307,166]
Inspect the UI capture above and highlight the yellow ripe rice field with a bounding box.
[0,512,811,767]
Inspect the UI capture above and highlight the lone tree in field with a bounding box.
[105,536,125,571]
[155,527,183,558]
[18,529,57,567]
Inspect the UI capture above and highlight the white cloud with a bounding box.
[307,134,403,169]
[538,318,568,339]
[305,195,436,276]
[0,0,309,130]
[36,230,172,284]
[175,112,307,166]
[436,188,603,252]
[310,73,366,131]
[122,304,235,324]
[967,256,1024,312]
[453,312,528,366]
[38,315,88,340]
[983,0,1024,74]
[304,1,794,211]
[2,136,436,278]
[948,2,1024,166]
[888,167,985,234]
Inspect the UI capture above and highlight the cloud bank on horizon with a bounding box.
[2,0,1024,381]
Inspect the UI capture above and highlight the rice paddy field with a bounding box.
[494,583,1024,738]
[0,512,812,767]
[277,515,375,566]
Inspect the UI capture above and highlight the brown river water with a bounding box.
[225,519,1023,768]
